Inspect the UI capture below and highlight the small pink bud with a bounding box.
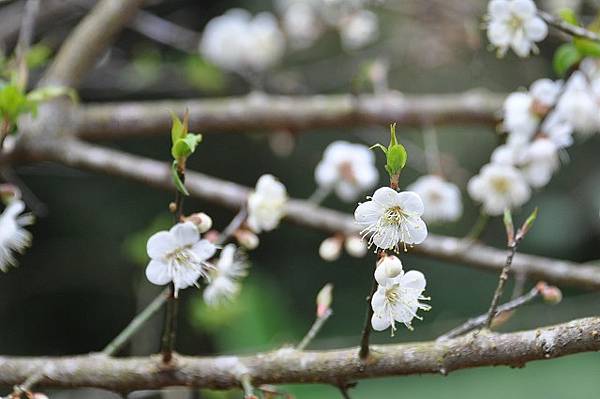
[374,255,403,285]
[184,212,213,233]
[537,281,562,304]
[204,229,219,243]
[344,235,367,258]
[316,283,333,318]
[235,229,259,250]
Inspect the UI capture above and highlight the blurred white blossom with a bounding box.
[354,187,428,252]
[556,71,600,136]
[486,0,547,57]
[282,2,323,49]
[247,174,288,233]
[319,236,343,261]
[203,244,249,306]
[338,9,379,50]
[200,9,285,73]
[0,200,34,272]
[145,222,217,296]
[468,163,531,215]
[407,175,463,223]
[344,235,368,257]
[315,141,378,202]
[518,138,560,188]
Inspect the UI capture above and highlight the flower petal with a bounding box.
[404,216,428,245]
[315,160,337,187]
[371,312,392,331]
[524,17,547,41]
[511,0,536,18]
[488,0,510,19]
[170,222,199,247]
[145,260,171,285]
[372,225,400,250]
[397,191,424,215]
[400,270,427,291]
[191,239,217,261]
[371,186,399,206]
[354,200,383,226]
[147,231,177,259]
[487,20,511,47]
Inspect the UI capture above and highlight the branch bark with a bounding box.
[0,317,598,391]
[25,138,600,290]
[72,90,505,139]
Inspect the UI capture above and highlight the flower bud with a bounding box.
[344,235,367,258]
[184,212,213,233]
[316,283,333,318]
[235,229,259,250]
[537,281,562,304]
[0,183,20,204]
[319,236,342,261]
[203,229,220,243]
[374,255,403,285]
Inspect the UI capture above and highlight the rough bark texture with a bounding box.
[0,317,598,391]
[72,90,505,139]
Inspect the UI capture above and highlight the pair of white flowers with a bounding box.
[371,255,430,334]
[200,9,285,73]
[145,221,248,304]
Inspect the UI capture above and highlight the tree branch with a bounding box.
[538,10,600,42]
[39,0,144,88]
[72,90,505,139]
[24,138,600,290]
[0,317,598,391]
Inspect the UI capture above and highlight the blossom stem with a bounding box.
[307,185,331,205]
[358,272,378,360]
[102,287,169,355]
[537,10,600,42]
[437,286,541,341]
[464,211,488,241]
[217,208,247,245]
[484,239,522,329]
[296,309,333,351]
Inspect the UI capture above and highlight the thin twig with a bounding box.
[217,208,247,245]
[538,10,600,42]
[437,286,540,341]
[296,309,333,351]
[358,274,378,360]
[102,287,169,355]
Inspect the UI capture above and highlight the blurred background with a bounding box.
[1,0,600,398]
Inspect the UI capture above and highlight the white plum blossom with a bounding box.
[338,9,379,50]
[145,222,217,297]
[200,9,285,73]
[0,200,34,272]
[203,244,249,306]
[407,175,463,223]
[491,143,521,165]
[518,138,560,188]
[503,79,562,146]
[486,0,548,57]
[315,141,379,202]
[540,110,574,149]
[371,257,430,334]
[247,174,288,233]
[282,2,323,49]
[555,71,600,136]
[354,187,428,252]
[467,163,531,216]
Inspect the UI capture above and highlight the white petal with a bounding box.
[487,21,511,47]
[170,222,199,247]
[397,191,424,215]
[511,0,536,18]
[400,270,427,291]
[335,181,360,202]
[371,312,391,331]
[353,164,379,190]
[371,287,387,310]
[315,161,337,187]
[191,240,217,261]
[145,260,171,285]
[511,31,532,57]
[147,231,177,259]
[404,217,428,245]
[371,186,399,206]
[372,225,400,250]
[354,200,383,226]
[524,17,548,42]
[488,0,510,19]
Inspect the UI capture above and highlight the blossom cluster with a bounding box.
[469,59,600,215]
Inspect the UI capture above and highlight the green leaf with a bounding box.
[0,84,30,129]
[26,86,78,104]
[170,111,186,144]
[369,143,388,155]
[553,43,582,77]
[25,44,52,69]
[558,8,579,26]
[574,37,600,58]
[171,161,189,196]
[171,133,202,160]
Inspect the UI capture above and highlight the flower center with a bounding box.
[338,161,356,184]
[383,206,408,225]
[507,15,524,31]
[167,247,195,269]
[491,177,510,193]
[385,286,400,305]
